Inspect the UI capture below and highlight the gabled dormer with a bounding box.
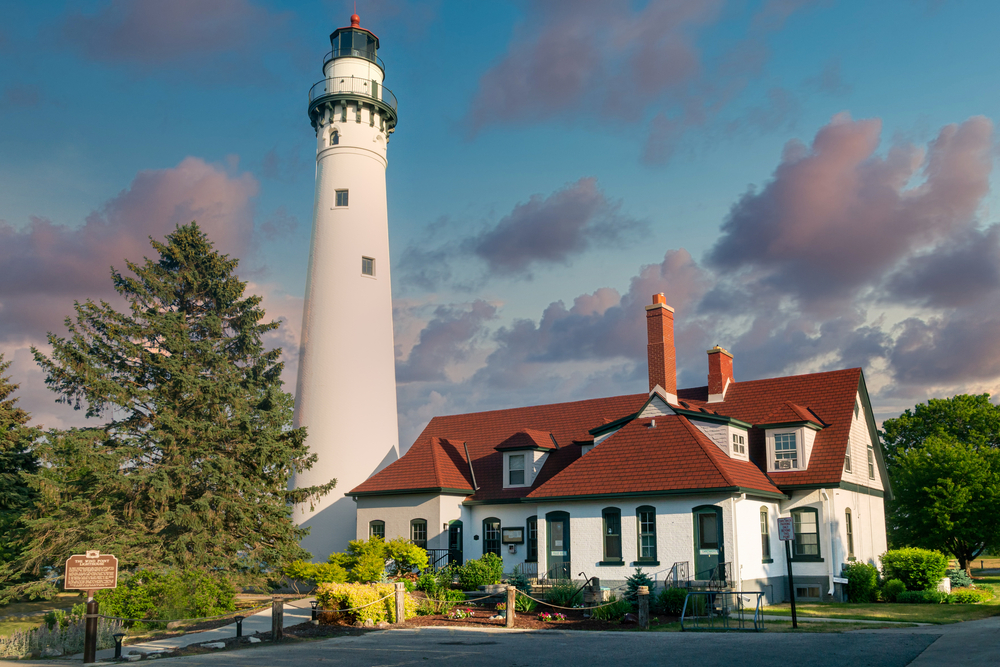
[582,386,676,456]
[495,429,556,488]
[757,402,825,472]
[672,402,752,461]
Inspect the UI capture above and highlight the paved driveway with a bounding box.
[6,626,938,667]
[6,616,1000,667]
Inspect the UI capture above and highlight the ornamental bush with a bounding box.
[315,582,416,624]
[95,569,235,627]
[882,579,906,603]
[896,590,948,604]
[948,587,993,604]
[947,568,975,589]
[843,561,879,602]
[283,560,348,590]
[455,553,503,589]
[881,548,949,591]
[589,595,631,622]
[624,568,655,605]
[654,587,689,615]
[545,581,583,607]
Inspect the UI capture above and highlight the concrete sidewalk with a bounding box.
[72,598,314,662]
[858,613,1000,666]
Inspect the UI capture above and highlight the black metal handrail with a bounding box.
[323,48,386,71]
[308,76,397,111]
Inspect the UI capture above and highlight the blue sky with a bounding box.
[3,0,1000,448]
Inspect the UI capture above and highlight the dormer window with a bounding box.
[774,433,798,469]
[732,433,746,455]
[509,454,525,485]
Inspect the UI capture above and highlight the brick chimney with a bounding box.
[645,293,677,402]
[707,345,734,402]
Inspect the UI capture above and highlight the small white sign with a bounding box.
[832,576,848,584]
[777,517,795,541]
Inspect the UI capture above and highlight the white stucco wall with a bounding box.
[733,496,783,583]
[832,488,887,569]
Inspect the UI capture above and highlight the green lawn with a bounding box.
[0,593,87,639]
[763,601,1000,624]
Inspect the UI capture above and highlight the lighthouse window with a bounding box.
[330,130,339,146]
[335,189,349,207]
[361,256,375,276]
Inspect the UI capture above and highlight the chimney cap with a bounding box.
[707,344,733,358]
[645,293,674,312]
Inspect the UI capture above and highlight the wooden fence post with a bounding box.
[506,585,516,628]
[394,582,405,624]
[272,596,283,641]
[637,586,649,630]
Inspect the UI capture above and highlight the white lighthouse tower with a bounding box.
[292,13,400,558]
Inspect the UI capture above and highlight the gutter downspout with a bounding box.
[821,489,835,597]
[731,494,745,590]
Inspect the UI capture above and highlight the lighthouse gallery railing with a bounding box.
[308,76,397,112]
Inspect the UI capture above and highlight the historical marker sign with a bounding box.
[777,516,795,541]
[65,551,118,591]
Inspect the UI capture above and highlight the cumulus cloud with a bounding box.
[471,177,645,276]
[395,300,497,383]
[708,113,993,310]
[0,157,257,341]
[58,0,293,77]
[467,0,721,133]
[397,178,645,289]
[393,114,1000,441]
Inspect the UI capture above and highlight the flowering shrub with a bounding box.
[315,582,417,624]
[446,608,474,619]
[495,602,507,612]
[538,611,566,622]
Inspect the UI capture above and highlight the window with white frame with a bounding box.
[867,445,875,478]
[774,432,798,469]
[844,439,852,473]
[508,454,525,485]
[732,432,746,455]
[369,520,385,540]
[410,519,427,548]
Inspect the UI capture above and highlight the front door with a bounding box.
[448,521,463,566]
[693,506,724,582]
[546,511,570,580]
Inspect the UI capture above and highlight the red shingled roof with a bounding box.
[528,415,781,499]
[495,428,556,451]
[676,368,862,486]
[351,436,474,495]
[760,401,825,427]
[349,368,866,499]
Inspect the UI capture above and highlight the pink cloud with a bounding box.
[708,113,993,310]
[466,0,722,132]
[58,0,292,75]
[0,157,258,341]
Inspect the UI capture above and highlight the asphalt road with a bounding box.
[62,627,941,667]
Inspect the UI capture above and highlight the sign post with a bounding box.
[777,517,798,629]
[64,551,119,663]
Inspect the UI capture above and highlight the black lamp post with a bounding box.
[234,615,245,638]
[310,600,319,622]
[112,633,126,660]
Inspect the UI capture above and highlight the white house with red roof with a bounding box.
[349,294,889,602]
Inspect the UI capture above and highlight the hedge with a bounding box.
[881,548,948,591]
[843,561,879,602]
[315,582,417,624]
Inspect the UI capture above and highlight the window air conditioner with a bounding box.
[776,460,792,470]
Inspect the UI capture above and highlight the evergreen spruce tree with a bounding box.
[0,354,40,566]
[25,223,334,584]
